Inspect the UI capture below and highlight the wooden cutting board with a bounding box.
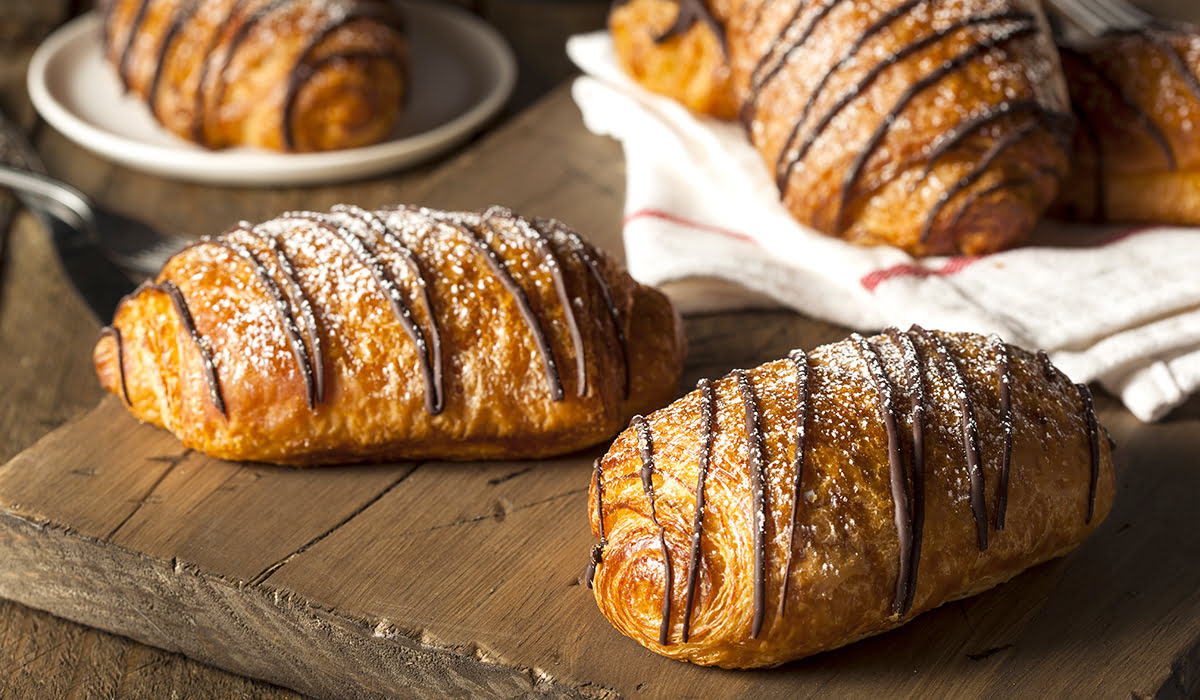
[3,87,1199,698]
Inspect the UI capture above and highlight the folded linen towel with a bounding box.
[567,31,1200,422]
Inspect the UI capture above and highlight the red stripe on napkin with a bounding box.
[624,209,759,244]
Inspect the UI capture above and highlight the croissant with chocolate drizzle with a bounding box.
[586,328,1114,668]
[93,205,685,465]
[99,0,408,152]
[1053,22,1200,225]
[610,0,1075,256]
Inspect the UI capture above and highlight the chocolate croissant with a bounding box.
[93,205,685,465]
[586,328,1114,668]
[1053,22,1200,225]
[100,0,408,152]
[610,0,1074,257]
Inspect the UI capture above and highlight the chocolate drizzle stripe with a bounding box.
[285,211,439,414]
[940,176,1036,235]
[586,457,607,589]
[735,369,767,639]
[1037,349,1058,381]
[740,1,808,123]
[851,332,913,615]
[335,204,443,414]
[147,0,201,118]
[248,223,326,405]
[776,11,1033,193]
[1148,32,1200,108]
[918,101,1052,182]
[632,415,673,646]
[201,234,319,409]
[1076,383,1101,523]
[99,325,132,407]
[835,21,1038,231]
[681,378,715,642]
[280,4,404,149]
[884,328,925,616]
[157,279,226,417]
[772,0,926,185]
[460,214,565,402]
[1057,45,1177,171]
[198,0,292,143]
[509,210,588,398]
[543,217,630,399]
[911,326,988,550]
[1070,101,1108,222]
[743,0,842,125]
[918,119,1041,243]
[117,0,153,90]
[991,335,1014,530]
[652,0,727,53]
[778,349,809,620]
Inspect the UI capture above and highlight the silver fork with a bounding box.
[0,164,189,276]
[1044,0,1154,37]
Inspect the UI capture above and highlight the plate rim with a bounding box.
[26,1,517,186]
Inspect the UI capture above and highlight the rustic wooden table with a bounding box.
[2,1,1199,698]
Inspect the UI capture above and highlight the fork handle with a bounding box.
[0,164,97,237]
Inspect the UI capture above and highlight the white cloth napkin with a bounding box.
[567,31,1200,422]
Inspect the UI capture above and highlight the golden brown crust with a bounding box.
[93,205,686,465]
[1054,24,1200,224]
[587,329,1114,668]
[101,0,408,152]
[609,0,739,119]
[609,0,1073,257]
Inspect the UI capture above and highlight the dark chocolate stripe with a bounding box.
[1037,349,1058,381]
[336,204,443,414]
[1057,44,1177,171]
[1147,31,1200,107]
[280,3,404,149]
[117,0,153,90]
[586,457,607,589]
[99,326,132,406]
[198,0,293,143]
[147,0,201,118]
[1076,383,1101,523]
[740,1,809,124]
[851,332,913,615]
[918,101,1051,181]
[772,0,925,184]
[835,20,1038,231]
[884,328,925,616]
[507,209,589,398]
[190,0,251,142]
[285,211,440,414]
[157,279,226,417]
[681,378,715,642]
[940,176,1036,235]
[455,212,565,402]
[1069,100,1108,222]
[653,0,726,52]
[776,11,1033,193]
[918,119,1041,243]
[778,349,809,620]
[743,0,842,125]
[201,234,319,409]
[632,414,674,646]
[249,223,326,405]
[991,335,1014,530]
[735,369,767,639]
[910,325,988,550]
[541,217,630,399]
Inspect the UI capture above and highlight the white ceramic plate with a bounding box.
[26,2,516,185]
